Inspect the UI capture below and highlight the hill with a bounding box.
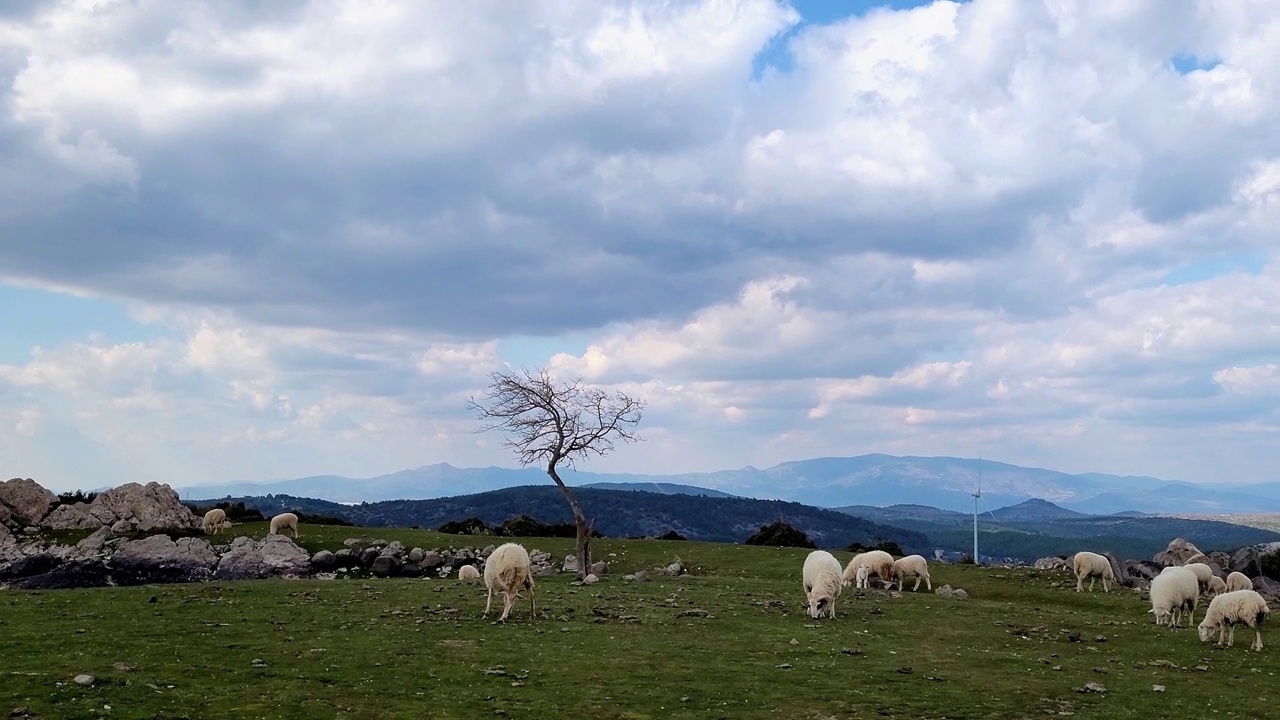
[579,481,737,498]
[205,486,929,551]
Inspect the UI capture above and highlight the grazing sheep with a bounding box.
[269,512,299,538]
[892,554,932,592]
[855,564,872,590]
[484,542,536,622]
[802,550,844,619]
[1182,562,1214,592]
[1198,589,1270,651]
[843,550,894,588]
[1149,566,1200,627]
[1207,575,1228,596]
[1073,551,1116,592]
[458,564,481,580]
[1226,571,1252,593]
[202,508,229,535]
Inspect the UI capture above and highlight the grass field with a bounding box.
[1,524,1275,719]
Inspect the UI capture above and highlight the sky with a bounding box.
[1,0,1278,493]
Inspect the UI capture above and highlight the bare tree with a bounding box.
[469,367,643,578]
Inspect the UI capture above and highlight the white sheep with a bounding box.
[202,508,229,535]
[458,564,481,580]
[1225,571,1252,592]
[891,554,932,592]
[1149,566,1200,627]
[269,512,299,538]
[1072,551,1115,592]
[855,563,872,590]
[1197,589,1270,651]
[484,542,536,622]
[843,550,894,588]
[1207,575,1228,596]
[1181,562,1214,592]
[802,550,844,619]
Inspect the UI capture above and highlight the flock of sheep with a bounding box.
[801,549,932,619]
[1073,550,1271,652]
[200,507,1272,647]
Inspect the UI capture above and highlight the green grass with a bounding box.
[2,530,1276,719]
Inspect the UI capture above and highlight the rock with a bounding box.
[112,663,136,673]
[381,541,405,559]
[562,554,579,573]
[64,526,114,562]
[371,555,402,577]
[1253,576,1280,597]
[408,547,424,563]
[418,550,444,572]
[632,570,649,582]
[72,674,94,686]
[1079,682,1106,694]
[1033,556,1069,570]
[662,561,683,577]
[111,535,219,585]
[935,584,955,598]
[2,555,112,590]
[214,535,310,580]
[85,483,201,531]
[398,562,422,578]
[1101,551,1131,587]
[529,549,550,564]
[359,548,380,567]
[583,573,599,584]
[334,548,357,568]
[311,550,337,571]
[1229,542,1280,577]
[449,553,477,571]
[1122,559,1162,581]
[588,561,608,576]
[952,588,969,600]
[1153,538,1203,567]
[110,520,133,534]
[482,544,497,558]
[534,566,557,577]
[0,479,58,529]
[42,503,104,531]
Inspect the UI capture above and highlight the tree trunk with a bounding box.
[547,463,591,579]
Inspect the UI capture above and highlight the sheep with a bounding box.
[1149,566,1200,627]
[1197,589,1270,651]
[1225,571,1252,593]
[843,550,894,588]
[1207,575,1228,596]
[891,554,932,592]
[483,542,536,622]
[1072,551,1115,592]
[1181,562,1214,592]
[202,508,229,535]
[802,550,844,619]
[458,564,481,580]
[269,512,299,538]
[855,563,872,590]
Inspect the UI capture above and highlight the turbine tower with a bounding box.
[971,456,982,565]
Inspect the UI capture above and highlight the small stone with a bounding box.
[1196,665,1209,672]
[73,674,94,686]
[1153,685,1165,692]
[776,663,792,669]
[1079,682,1106,694]
[112,662,137,673]
[1095,635,1107,642]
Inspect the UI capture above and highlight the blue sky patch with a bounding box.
[752,0,943,78]
[1160,254,1264,286]
[1170,53,1221,74]
[0,284,159,363]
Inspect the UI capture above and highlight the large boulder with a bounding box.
[1153,538,1203,567]
[1034,556,1070,570]
[214,535,310,580]
[43,503,104,531]
[0,478,58,529]
[111,534,219,585]
[1122,559,1162,582]
[1228,542,1280,577]
[85,482,201,531]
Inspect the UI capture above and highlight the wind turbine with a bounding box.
[971,456,982,565]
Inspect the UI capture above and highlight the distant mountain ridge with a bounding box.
[182,454,1280,515]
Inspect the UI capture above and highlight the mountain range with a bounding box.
[182,454,1280,515]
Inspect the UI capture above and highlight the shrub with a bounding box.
[745,518,815,548]
[293,511,354,527]
[56,490,98,505]
[496,514,602,539]
[437,517,491,535]
[657,529,687,541]
[846,540,904,556]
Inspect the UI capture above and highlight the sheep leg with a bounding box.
[1088,577,1096,592]
[1227,625,1236,648]
[1075,575,1083,592]
[1253,628,1263,652]
[484,587,494,617]
[529,586,536,619]
[498,591,515,623]
[913,576,922,592]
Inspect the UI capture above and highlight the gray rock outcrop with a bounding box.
[84,482,201,531]
[0,478,58,529]
[111,534,219,584]
[214,535,310,580]
[43,503,102,530]
[1153,538,1203,567]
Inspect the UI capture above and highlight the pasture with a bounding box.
[1,525,1274,719]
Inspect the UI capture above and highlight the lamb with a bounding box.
[1197,589,1270,651]
[843,550,894,588]
[1072,551,1115,592]
[1149,566,1200,627]
[1181,562,1214,592]
[269,512,299,538]
[1207,575,1228,596]
[891,554,932,592]
[483,542,536,622]
[202,508,229,535]
[1225,571,1252,592]
[458,564,481,580]
[802,550,844,619]
[855,564,872,590]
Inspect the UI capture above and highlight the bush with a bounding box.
[846,540,904,556]
[1261,550,1280,582]
[657,529,687,541]
[56,490,98,505]
[437,517,491,535]
[745,518,815,548]
[293,511,354,527]
[185,502,265,523]
[495,514,603,539]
